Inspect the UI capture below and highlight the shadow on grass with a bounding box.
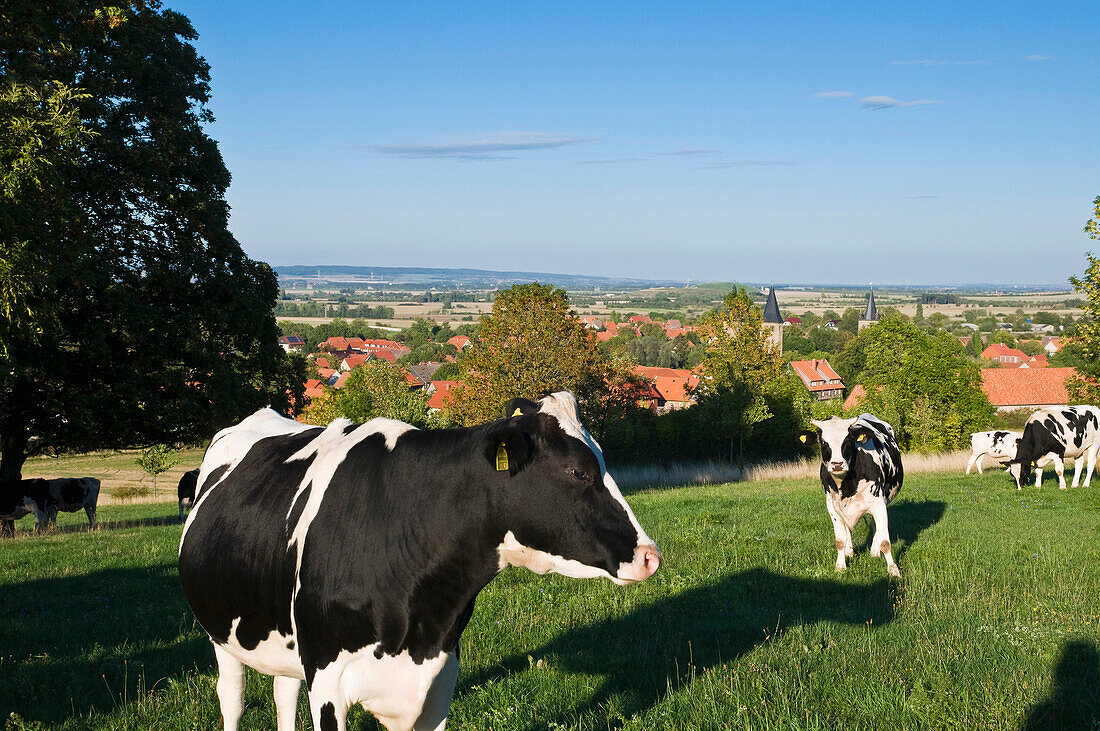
[0,563,208,723]
[463,568,901,729]
[1,514,183,538]
[851,499,947,560]
[1021,639,1100,730]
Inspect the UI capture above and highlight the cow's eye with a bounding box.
[569,468,590,483]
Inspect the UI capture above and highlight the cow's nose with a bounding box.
[636,543,661,579]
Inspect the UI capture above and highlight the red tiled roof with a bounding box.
[843,384,867,411]
[447,335,472,349]
[629,315,653,324]
[317,367,337,380]
[323,337,350,351]
[784,317,802,325]
[332,372,350,389]
[372,350,397,362]
[427,380,461,410]
[345,337,366,351]
[314,356,332,369]
[789,359,845,392]
[652,375,699,403]
[303,379,325,400]
[633,365,692,380]
[982,343,1028,363]
[981,367,1076,407]
[342,354,369,369]
[595,331,616,342]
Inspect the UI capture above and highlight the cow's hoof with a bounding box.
[844,548,854,558]
[1059,486,1067,491]
[887,565,901,578]
[834,564,846,573]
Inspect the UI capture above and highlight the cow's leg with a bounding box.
[85,504,96,528]
[1083,445,1099,488]
[1051,456,1067,490]
[411,651,459,731]
[869,500,900,578]
[308,671,348,731]
[213,644,246,731]
[0,518,13,537]
[1070,455,1084,488]
[966,452,979,475]
[825,496,848,571]
[273,675,302,731]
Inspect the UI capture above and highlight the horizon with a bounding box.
[174,1,1098,285]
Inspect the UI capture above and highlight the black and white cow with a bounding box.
[178,392,660,731]
[1008,406,1100,489]
[0,479,53,535]
[966,430,1022,475]
[804,414,904,577]
[177,468,199,521]
[44,477,99,527]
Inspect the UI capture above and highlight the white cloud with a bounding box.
[363,132,594,159]
[860,96,944,110]
[1024,54,1052,61]
[813,91,854,98]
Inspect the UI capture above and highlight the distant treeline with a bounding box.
[274,301,395,319]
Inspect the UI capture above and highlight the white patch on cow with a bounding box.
[812,416,858,478]
[218,617,303,678]
[538,391,656,550]
[307,644,455,731]
[286,417,417,641]
[285,418,353,462]
[496,530,653,586]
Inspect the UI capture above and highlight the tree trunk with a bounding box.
[1,428,29,482]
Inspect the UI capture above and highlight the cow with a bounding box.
[966,430,1022,475]
[803,413,904,578]
[1008,406,1100,489]
[44,477,99,527]
[178,392,660,731]
[177,468,199,522]
[0,479,53,535]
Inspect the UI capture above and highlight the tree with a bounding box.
[1067,202,1100,403]
[0,2,300,480]
[135,444,180,498]
[449,283,616,426]
[693,288,783,465]
[331,362,437,427]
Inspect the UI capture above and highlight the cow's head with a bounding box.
[488,392,660,586]
[806,417,875,480]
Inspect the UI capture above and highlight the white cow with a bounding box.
[966,430,1022,475]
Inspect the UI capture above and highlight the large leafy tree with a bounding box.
[1066,199,1100,405]
[693,288,784,465]
[449,283,625,427]
[835,315,993,451]
[0,2,299,480]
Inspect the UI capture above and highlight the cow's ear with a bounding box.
[503,398,540,419]
[799,431,818,445]
[485,424,533,476]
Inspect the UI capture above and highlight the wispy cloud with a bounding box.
[362,132,594,159]
[1024,54,1052,61]
[659,148,721,156]
[891,59,989,66]
[860,95,944,110]
[813,91,854,98]
[703,160,797,169]
[576,157,648,165]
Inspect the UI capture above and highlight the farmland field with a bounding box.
[2,472,1098,729]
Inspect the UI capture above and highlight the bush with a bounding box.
[112,483,150,501]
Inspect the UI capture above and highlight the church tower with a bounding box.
[762,286,783,349]
[858,287,879,331]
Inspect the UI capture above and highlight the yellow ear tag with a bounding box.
[856,433,868,442]
[799,434,808,443]
[495,443,509,471]
[512,408,523,417]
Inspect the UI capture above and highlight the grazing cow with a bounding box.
[966,430,1022,474]
[44,477,99,527]
[1008,406,1100,489]
[0,479,53,535]
[177,468,199,521]
[178,392,660,731]
[804,414,904,577]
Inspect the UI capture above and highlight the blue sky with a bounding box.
[174,0,1098,285]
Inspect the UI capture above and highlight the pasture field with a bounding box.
[2,472,1098,730]
[20,449,206,505]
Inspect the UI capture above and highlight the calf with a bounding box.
[966,430,1022,475]
[177,468,199,521]
[1009,406,1100,489]
[44,477,99,527]
[804,414,904,577]
[179,392,660,731]
[0,479,53,535]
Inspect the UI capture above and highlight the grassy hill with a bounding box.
[2,472,1098,729]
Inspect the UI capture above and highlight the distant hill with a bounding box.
[275,265,685,289]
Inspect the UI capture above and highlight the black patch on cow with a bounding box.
[503,397,540,418]
[1015,419,1068,486]
[179,427,324,647]
[57,480,83,505]
[286,639,295,649]
[197,463,230,500]
[343,423,358,435]
[319,702,337,731]
[0,479,54,523]
[286,483,311,532]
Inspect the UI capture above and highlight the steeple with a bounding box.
[762,286,782,324]
[858,287,879,331]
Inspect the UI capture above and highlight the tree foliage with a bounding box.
[1066,201,1100,404]
[0,2,299,479]
[301,361,440,428]
[135,444,180,497]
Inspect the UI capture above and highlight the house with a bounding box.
[980,367,1077,412]
[824,319,841,330]
[629,315,653,325]
[783,316,802,327]
[408,362,443,386]
[313,356,333,370]
[843,384,867,412]
[1018,354,1049,369]
[332,372,350,389]
[303,379,325,401]
[341,354,369,371]
[789,359,845,401]
[1029,323,1055,333]
[996,323,1013,331]
[426,380,461,411]
[321,337,351,353]
[631,366,699,412]
[1041,336,1063,355]
[595,331,617,343]
[446,335,472,351]
[981,343,1028,366]
[958,336,972,348]
[278,335,306,353]
[317,367,338,385]
[581,316,604,330]
[664,319,683,330]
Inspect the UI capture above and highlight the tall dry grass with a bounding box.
[612,449,971,489]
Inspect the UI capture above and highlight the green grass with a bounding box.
[2,473,1098,730]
